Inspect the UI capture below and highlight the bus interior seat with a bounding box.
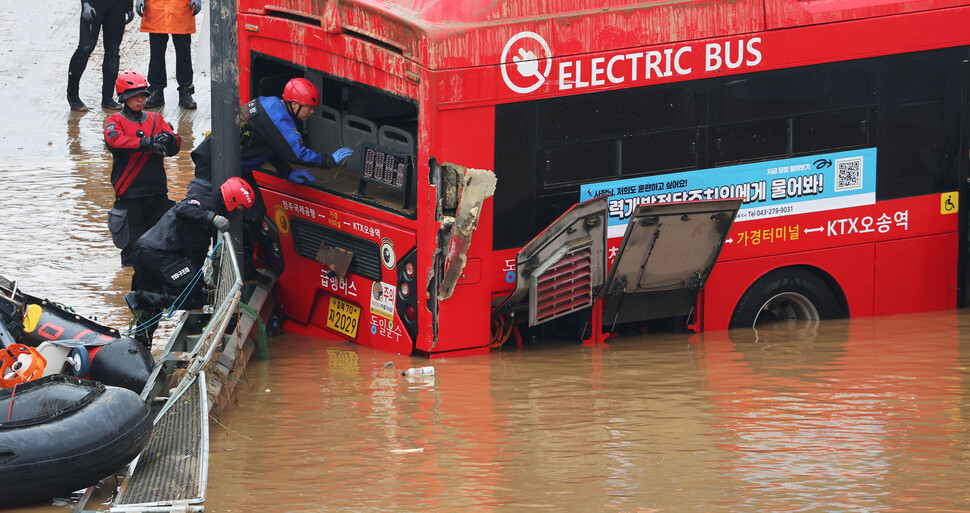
[307,105,342,156]
[379,125,415,157]
[258,75,291,97]
[342,114,378,175]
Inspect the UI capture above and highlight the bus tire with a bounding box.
[729,267,844,329]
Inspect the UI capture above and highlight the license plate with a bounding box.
[326,297,360,339]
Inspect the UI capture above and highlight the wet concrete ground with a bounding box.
[0,0,211,333]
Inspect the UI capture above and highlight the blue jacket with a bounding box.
[192,96,337,181]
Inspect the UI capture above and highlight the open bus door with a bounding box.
[598,199,741,334]
[493,198,740,342]
[493,196,609,327]
[959,59,970,307]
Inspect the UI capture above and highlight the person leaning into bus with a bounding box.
[190,77,354,282]
[104,71,180,267]
[124,176,255,345]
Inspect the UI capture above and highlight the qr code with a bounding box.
[835,157,862,191]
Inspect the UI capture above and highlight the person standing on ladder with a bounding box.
[104,71,181,266]
[135,0,202,109]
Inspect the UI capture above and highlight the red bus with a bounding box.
[236,0,970,356]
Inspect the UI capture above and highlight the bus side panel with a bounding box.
[701,244,877,331]
[417,105,496,354]
[259,181,417,355]
[765,0,970,29]
[874,232,958,316]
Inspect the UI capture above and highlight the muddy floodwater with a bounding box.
[198,315,970,513]
[12,313,970,512]
[5,1,970,512]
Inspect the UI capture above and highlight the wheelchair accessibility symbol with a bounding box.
[941,192,958,215]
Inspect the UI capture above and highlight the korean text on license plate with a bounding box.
[326,297,360,339]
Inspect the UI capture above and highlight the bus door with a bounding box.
[960,59,970,307]
[494,198,740,334]
[599,199,741,330]
[493,196,609,327]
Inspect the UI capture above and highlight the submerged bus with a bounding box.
[236,0,970,356]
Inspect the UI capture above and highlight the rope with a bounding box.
[6,382,16,422]
[237,302,269,361]
[125,241,224,338]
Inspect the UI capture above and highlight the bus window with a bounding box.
[712,118,791,166]
[250,55,419,216]
[877,50,960,200]
[620,129,701,177]
[792,108,871,155]
[543,140,618,186]
[494,105,535,250]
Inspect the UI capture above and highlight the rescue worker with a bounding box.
[104,71,180,266]
[191,77,354,281]
[68,0,136,111]
[135,0,202,109]
[124,176,255,345]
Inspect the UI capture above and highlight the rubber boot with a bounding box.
[128,306,160,348]
[125,292,154,346]
[145,89,165,109]
[124,291,144,312]
[68,95,89,112]
[102,97,122,110]
[178,85,197,109]
[67,76,88,112]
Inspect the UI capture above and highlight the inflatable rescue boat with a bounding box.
[0,375,152,507]
[0,274,154,392]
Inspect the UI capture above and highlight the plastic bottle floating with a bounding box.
[402,366,434,377]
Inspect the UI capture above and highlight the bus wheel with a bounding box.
[729,268,843,329]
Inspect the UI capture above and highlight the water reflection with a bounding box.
[197,313,970,513]
[701,314,968,512]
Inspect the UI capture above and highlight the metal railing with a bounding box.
[85,232,245,513]
[154,231,242,416]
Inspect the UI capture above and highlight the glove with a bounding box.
[332,147,354,165]
[81,2,96,21]
[190,0,201,15]
[152,131,175,147]
[287,169,315,184]
[151,141,167,156]
[211,215,230,233]
[135,0,145,16]
[125,9,134,23]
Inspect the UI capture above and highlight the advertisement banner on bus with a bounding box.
[580,148,877,239]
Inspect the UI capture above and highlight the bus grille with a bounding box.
[291,217,382,282]
[532,245,593,325]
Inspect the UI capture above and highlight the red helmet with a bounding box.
[220,177,255,211]
[282,78,320,107]
[116,71,150,101]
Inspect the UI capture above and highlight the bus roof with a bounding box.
[240,0,969,69]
